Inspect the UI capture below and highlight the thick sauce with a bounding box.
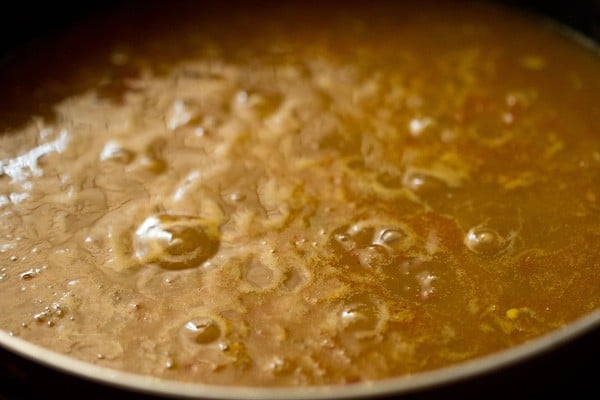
[0,1,599,386]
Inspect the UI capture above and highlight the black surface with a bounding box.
[0,0,598,55]
[503,0,600,41]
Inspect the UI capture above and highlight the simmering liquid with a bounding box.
[0,1,598,386]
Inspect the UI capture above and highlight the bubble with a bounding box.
[376,172,403,189]
[338,294,382,335]
[228,192,246,202]
[415,270,437,299]
[372,226,413,254]
[283,267,307,291]
[330,222,414,273]
[181,317,222,344]
[236,91,283,118]
[266,356,296,375]
[380,229,402,243]
[137,155,167,174]
[135,265,192,295]
[244,261,274,289]
[408,117,434,137]
[332,223,374,251]
[464,226,508,256]
[329,223,374,271]
[164,357,176,369]
[133,214,220,270]
[70,336,123,362]
[19,268,41,280]
[235,90,249,106]
[99,141,135,163]
[33,302,64,323]
[218,342,229,351]
[355,245,390,269]
[402,170,447,194]
[167,100,193,131]
[131,138,168,174]
[195,127,206,137]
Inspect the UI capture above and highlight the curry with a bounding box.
[0,1,599,387]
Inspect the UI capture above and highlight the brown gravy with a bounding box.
[0,1,599,386]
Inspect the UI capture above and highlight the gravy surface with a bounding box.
[0,1,599,386]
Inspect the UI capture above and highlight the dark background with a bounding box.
[0,1,598,399]
[0,0,598,56]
